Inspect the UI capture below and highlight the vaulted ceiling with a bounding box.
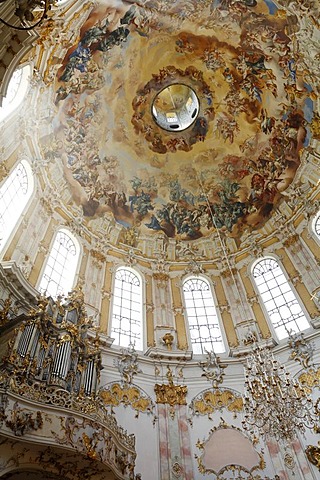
[32,0,319,258]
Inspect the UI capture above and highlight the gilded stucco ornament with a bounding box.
[298,366,320,392]
[121,227,138,247]
[310,113,320,139]
[154,366,187,415]
[99,382,155,420]
[161,332,174,350]
[189,388,243,420]
[0,295,18,327]
[184,259,205,275]
[306,443,320,471]
[5,401,43,436]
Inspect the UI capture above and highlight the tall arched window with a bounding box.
[312,211,320,241]
[110,267,143,350]
[0,160,34,254]
[183,276,225,355]
[252,257,310,340]
[0,64,31,122]
[38,229,80,298]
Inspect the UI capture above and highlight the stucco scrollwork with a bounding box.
[189,388,243,420]
[198,350,227,388]
[115,344,142,385]
[306,443,320,471]
[99,382,155,420]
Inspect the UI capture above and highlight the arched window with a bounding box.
[38,229,80,298]
[312,211,320,240]
[183,276,225,355]
[252,257,310,340]
[110,267,143,350]
[0,160,34,254]
[0,64,31,122]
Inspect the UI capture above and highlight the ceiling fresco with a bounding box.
[41,0,315,241]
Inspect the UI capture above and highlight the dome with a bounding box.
[0,0,320,479]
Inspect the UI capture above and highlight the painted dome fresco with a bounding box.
[39,0,316,245]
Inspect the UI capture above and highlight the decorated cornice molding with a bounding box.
[0,261,38,316]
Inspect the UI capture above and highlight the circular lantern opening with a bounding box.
[152,84,199,132]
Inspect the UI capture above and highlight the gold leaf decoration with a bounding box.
[190,388,243,418]
[298,367,320,393]
[99,383,154,417]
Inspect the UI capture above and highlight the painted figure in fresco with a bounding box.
[58,6,135,86]
[47,0,314,242]
[250,174,265,203]
[60,43,91,82]
[96,27,130,52]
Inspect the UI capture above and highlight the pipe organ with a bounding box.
[5,287,102,397]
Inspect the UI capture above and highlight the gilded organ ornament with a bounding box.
[4,402,43,437]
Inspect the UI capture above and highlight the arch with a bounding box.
[312,210,320,241]
[182,275,225,355]
[37,228,80,298]
[0,159,34,255]
[0,64,31,122]
[252,257,310,340]
[110,266,143,350]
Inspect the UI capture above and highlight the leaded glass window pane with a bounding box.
[38,229,80,298]
[183,277,225,355]
[111,267,143,350]
[252,258,310,340]
[0,161,33,253]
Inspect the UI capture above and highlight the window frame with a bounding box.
[0,63,32,123]
[0,159,34,257]
[109,265,144,351]
[37,227,81,299]
[250,255,311,341]
[181,274,226,356]
[311,210,320,243]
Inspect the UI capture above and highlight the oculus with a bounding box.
[152,84,199,132]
